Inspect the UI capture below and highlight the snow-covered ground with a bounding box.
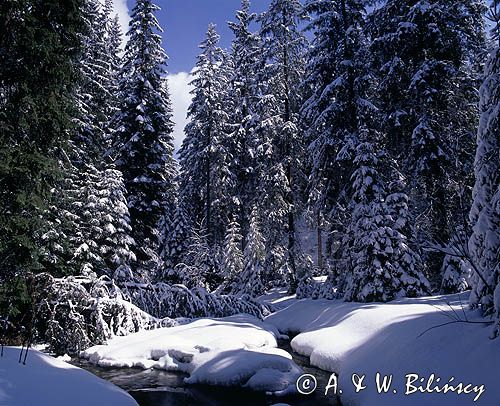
[266,292,500,405]
[16,288,495,405]
[81,314,303,396]
[0,346,137,406]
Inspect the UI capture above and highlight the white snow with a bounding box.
[257,287,296,312]
[266,292,500,405]
[81,314,302,395]
[0,346,137,406]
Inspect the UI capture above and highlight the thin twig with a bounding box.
[428,303,458,322]
[418,320,494,338]
[446,301,462,322]
[457,294,469,323]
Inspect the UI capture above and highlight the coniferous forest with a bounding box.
[0,1,499,403]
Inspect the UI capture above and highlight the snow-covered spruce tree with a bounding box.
[469,20,500,337]
[178,24,232,247]
[76,0,113,161]
[0,0,84,330]
[42,0,131,279]
[253,0,308,292]
[343,132,429,302]
[218,219,244,294]
[236,206,266,297]
[40,167,84,277]
[47,164,134,281]
[210,53,240,245]
[94,168,136,281]
[302,0,369,287]
[440,253,470,294]
[159,202,192,284]
[103,0,123,126]
[49,0,110,277]
[66,167,103,276]
[368,0,486,285]
[112,0,177,280]
[226,0,263,239]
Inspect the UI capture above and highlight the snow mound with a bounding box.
[81,314,301,395]
[266,293,500,405]
[186,348,301,395]
[0,347,136,406]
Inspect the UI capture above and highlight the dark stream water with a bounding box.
[71,339,339,406]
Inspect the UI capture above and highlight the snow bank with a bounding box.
[82,314,302,395]
[266,293,500,405]
[0,347,137,406]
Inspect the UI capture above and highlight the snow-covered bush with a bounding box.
[175,230,223,290]
[31,272,268,355]
[33,273,163,355]
[121,282,267,319]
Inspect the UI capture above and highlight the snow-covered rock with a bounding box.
[266,292,500,405]
[81,314,302,395]
[0,347,137,406]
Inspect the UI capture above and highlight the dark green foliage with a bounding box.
[0,0,84,282]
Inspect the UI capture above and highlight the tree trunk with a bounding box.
[206,80,212,245]
[317,210,323,271]
[282,11,297,292]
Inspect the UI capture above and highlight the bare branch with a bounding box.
[418,319,494,338]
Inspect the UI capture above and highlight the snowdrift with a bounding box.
[266,292,500,405]
[0,346,137,406]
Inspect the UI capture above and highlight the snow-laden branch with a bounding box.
[30,273,268,355]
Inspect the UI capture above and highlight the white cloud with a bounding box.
[112,0,130,37]
[168,71,194,152]
[105,2,192,152]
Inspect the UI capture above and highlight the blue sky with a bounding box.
[112,0,495,150]
[127,0,272,73]
[111,0,273,149]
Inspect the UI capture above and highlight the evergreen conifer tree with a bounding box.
[469,9,500,336]
[226,0,262,240]
[159,203,192,284]
[178,25,231,246]
[0,0,84,325]
[218,219,244,294]
[237,207,266,297]
[112,0,177,280]
[254,0,308,291]
[344,134,429,302]
[0,0,83,280]
[368,0,486,283]
[302,0,369,281]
